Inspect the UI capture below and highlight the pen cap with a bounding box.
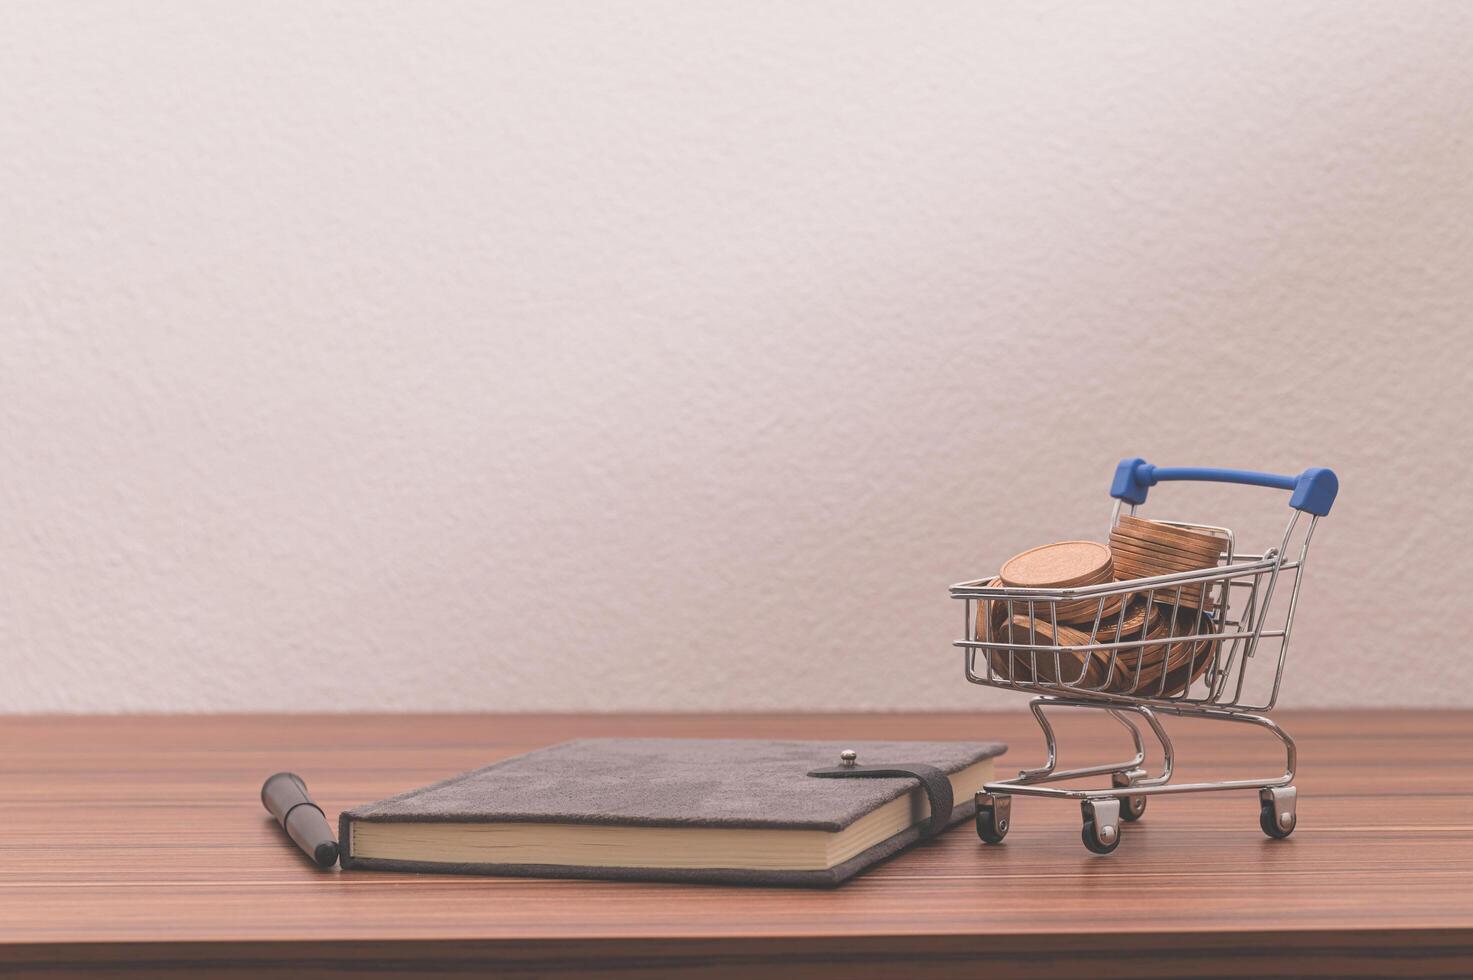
[262,772,339,868]
[261,771,314,823]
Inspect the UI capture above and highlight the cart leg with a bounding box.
[1236,712,1297,785]
[1260,785,1297,839]
[1106,708,1146,767]
[1015,698,1147,783]
[1014,699,1061,780]
[1125,705,1175,788]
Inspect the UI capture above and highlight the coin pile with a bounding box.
[982,593,1215,695]
[977,522,1228,697]
[1109,515,1226,610]
[998,540,1120,623]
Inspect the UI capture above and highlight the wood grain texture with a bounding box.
[1,711,1470,977]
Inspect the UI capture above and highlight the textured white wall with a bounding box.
[3,1,1471,712]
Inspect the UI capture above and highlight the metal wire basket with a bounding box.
[950,458,1338,854]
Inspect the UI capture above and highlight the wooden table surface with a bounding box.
[2,711,1470,977]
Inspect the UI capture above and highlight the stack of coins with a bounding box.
[977,531,1224,697]
[1099,605,1216,695]
[985,610,1096,686]
[1108,515,1226,610]
[997,540,1121,623]
[983,598,1214,697]
[1154,608,1219,695]
[988,596,1158,689]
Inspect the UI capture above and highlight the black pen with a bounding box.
[261,772,339,868]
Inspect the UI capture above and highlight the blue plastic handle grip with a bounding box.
[1110,458,1338,516]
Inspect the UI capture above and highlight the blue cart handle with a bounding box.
[1110,458,1338,517]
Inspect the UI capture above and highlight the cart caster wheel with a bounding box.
[975,793,1010,844]
[1081,819,1120,854]
[1111,770,1146,822]
[1080,799,1121,855]
[1260,786,1297,839]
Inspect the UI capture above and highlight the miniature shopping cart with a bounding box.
[950,458,1338,854]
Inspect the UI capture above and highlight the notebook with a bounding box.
[339,737,1007,886]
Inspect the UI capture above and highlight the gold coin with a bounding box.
[1050,591,1126,626]
[1089,595,1159,638]
[1000,541,1113,589]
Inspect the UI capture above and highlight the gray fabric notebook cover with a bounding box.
[340,737,1007,886]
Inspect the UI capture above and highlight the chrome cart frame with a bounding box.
[950,458,1338,853]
